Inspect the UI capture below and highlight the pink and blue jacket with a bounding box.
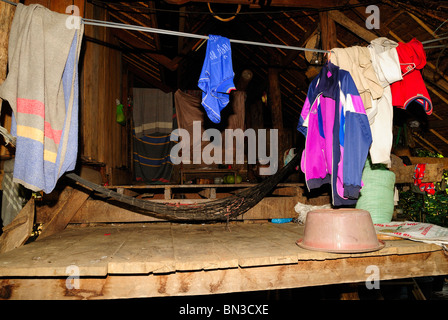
[297,62,372,206]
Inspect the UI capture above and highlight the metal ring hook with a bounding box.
[207,3,241,22]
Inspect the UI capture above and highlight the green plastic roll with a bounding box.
[355,158,396,224]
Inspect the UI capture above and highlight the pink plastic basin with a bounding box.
[296,208,385,253]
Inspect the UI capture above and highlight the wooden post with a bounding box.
[268,55,283,131]
[237,69,253,92]
[0,0,19,159]
[319,11,337,51]
[0,0,18,85]
[268,54,286,168]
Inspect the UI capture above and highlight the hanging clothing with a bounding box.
[198,35,236,124]
[390,38,433,115]
[132,89,174,183]
[331,46,383,112]
[367,37,403,167]
[0,3,83,193]
[297,62,372,206]
[173,89,246,166]
[132,88,173,137]
[133,132,174,184]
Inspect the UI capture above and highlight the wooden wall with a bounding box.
[0,0,20,161]
[79,2,130,185]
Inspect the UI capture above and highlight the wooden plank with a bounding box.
[59,199,164,223]
[37,188,90,240]
[392,163,445,184]
[0,223,444,280]
[107,223,176,274]
[242,195,304,220]
[170,224,238,271]
[220,223,300,267]
[1,249,447,300]
[410,157,448,167]
[0,198,35,254]
[0,226,114,277]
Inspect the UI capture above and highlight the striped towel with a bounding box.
[133,132,174,184]
[0,4,84,193]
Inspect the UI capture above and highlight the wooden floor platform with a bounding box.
[0,222,447,300]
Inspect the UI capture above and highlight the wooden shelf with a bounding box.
[180,168,238,184]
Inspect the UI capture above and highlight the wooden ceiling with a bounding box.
[88,0,448,155]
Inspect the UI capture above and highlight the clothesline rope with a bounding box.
[0,0,331,54]
[83,18,332,53]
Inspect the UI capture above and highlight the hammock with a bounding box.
[65,153,300,221]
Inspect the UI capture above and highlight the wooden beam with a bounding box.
[24,0,85,15]
[392,162,446,183]
[328,10,377,43]
[429,119,448,129]
[112,29,179,71]
[430,129,448,146]
[0,198,34,254]
[165,0,350,8]
[126,63,172,93]
[37,188,90,240]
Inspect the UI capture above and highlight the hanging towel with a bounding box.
[133,132,174,184]
[198,34,236,124]
[132,88,173,138]
[390,38,433,115]
[0,3,84,194]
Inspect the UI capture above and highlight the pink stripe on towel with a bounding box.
[17,98,45,118]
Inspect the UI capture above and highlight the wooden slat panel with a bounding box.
[80,2,128,173]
